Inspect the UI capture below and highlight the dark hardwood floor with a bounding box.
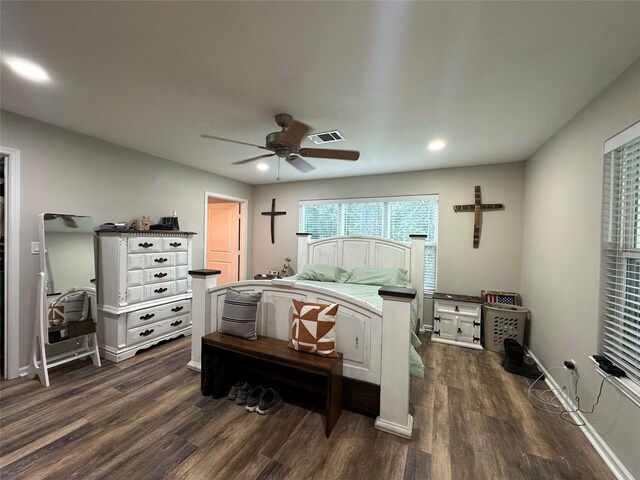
[0,335,614,479]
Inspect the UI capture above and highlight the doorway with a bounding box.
[204,192,248,286]
[1,146,20,379]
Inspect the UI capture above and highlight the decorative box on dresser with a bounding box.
[95,230,195,362]
[431,292,483,350]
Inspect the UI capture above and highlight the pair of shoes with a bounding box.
[245,386,282,415]
[228,381,251,405]
[502,339,544,380]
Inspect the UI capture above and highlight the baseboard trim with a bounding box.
[525,348,634,480]
[18,365,29,377]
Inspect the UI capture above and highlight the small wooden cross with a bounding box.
[261,198,286,244]
[453,186,504,248]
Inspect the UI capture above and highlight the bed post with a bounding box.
[297,233,311,273]
[187,269,220,371]
[409,234,427,328]
[376,286,417,439]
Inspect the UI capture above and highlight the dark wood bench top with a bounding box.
[202,332,342,374]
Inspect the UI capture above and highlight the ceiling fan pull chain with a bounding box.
[277,158,282,181]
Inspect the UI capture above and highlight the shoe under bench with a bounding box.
[201,331,343,438]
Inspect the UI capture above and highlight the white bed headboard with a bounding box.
[297,234,427,321]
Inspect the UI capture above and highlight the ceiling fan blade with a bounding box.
[232,153,275,165]
[298,148,360,161]
[280,120,312,147]
[286,155,315,173]
[201,134,270,151]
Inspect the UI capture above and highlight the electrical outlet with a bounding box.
[31,241,40,255]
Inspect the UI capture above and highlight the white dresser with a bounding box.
[431,293,483,350]
[96,230,194,362]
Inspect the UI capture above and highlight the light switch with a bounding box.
[31,241,40,255]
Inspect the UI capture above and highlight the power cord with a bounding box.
[527,366,612,427]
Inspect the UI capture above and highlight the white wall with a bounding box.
[521,59,640,478]
[1,111,253,371]
[252,161,525,328]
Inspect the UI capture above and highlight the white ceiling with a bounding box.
[1,1,640,185]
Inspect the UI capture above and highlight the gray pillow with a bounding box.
[219,287,262,340]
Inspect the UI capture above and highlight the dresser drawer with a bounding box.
[434,300,480,318]
[144,281,175,300]
[176,265,188,280]
[128,314,190,345]
[128,254,144,270]
[144,267,176,284]
[128,237,161,253]
[128,270,144,287]
[176,252,188,266]
[175,279,188,294]
[162,237,188,251]
[127,299,191,328]
[144,252,176,268]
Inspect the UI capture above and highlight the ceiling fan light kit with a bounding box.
[202,113,360,175]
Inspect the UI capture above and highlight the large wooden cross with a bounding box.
[453,186,504,248]
[261,198,286,244]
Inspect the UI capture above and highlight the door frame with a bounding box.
[203,191,248,281]
[1,145,21,379]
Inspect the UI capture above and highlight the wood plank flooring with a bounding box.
[0,335,614,480]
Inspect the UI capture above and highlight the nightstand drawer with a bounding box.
[434,300,480,318]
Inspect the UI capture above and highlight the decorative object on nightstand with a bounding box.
[453,186,504,248]
[280,257,294,277]
[431,292,483,350]
[95,229,195,362]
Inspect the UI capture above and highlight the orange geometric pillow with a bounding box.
[288,299,339,357]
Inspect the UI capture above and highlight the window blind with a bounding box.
[602,130,640,385]
[299,196,438,292]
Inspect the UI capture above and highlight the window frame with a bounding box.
[600,121,640,404]
[299,194,438,293]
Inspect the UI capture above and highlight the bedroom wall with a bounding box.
[1,110,253,372]
[521,59,640,478]
[252,161,525,328]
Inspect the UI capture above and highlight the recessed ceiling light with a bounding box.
[256,162,269,171]
[427,139,446,151]
[6,57,50,83]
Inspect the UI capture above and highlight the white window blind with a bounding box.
[602,124,640,385]
[299,195,438,292]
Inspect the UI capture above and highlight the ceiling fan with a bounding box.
[201,113,359,173]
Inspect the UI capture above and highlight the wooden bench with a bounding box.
[201,332,343,437]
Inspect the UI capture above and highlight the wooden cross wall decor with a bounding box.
[453,186,504,248]
[262,198,286,244]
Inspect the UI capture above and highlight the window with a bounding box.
[299,195,438,292]
[601,122,640,386]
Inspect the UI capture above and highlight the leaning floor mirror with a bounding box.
[28,213,101,386]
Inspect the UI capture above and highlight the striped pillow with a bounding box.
[288,300,339,357]
[219,287,262,340]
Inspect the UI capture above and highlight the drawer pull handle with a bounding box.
[457,327,462,334]
[434,315,441,321]
[169,242,182,248]
[454,306,459,312]
[154,258,168,263]
[154,287,168,294]
[139,329,155,337]
[140,313,155,320]
[170,320,183,327]
[154,272,168,278]
[171,306,184,312]
[138,242,153,249]
[473,336,481,342]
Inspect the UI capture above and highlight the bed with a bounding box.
[189,234,427,439]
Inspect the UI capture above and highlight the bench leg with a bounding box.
[325,362,343,437]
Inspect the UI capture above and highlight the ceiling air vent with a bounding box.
[308,130,345,145]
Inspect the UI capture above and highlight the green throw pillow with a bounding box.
[345,266,409,286]
[297,264,349,283]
